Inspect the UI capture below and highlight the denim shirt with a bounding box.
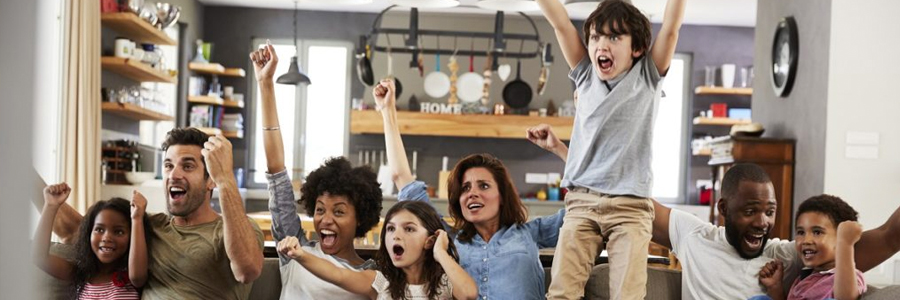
[399,181,565,300]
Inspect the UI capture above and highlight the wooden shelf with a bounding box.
[187,96,244,108]
[223,130,244,139]
[350,110,574,140]
[195,127,243,139]
[101,102,174,121]
[188,63,246,77]
[196,127,222,136]
[693,148,712,156]
[102,56,176,83]
[694,86,752,96]
[693,117,752,126]
[100,13,176,45]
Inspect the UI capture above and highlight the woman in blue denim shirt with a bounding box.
[374,79,565,299]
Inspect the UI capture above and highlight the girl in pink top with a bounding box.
[758,195,867,300]
[33,183,149,299]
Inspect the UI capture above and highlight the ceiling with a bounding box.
[198,0,757,27]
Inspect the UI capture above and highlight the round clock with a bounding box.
[771,16,798,97]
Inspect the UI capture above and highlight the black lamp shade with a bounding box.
[276,56,311,85]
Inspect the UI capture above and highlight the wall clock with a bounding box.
[772,16,798,97]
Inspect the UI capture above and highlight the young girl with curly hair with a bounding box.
[33,183,149,299]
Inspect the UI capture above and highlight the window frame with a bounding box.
[246,38,353,189]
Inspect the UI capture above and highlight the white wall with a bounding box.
[825,0,900,285]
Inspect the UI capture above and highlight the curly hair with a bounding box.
[71,198,150,298]
[797,194,859,229]
[448,153,527,242]
[375,201,458,300]
[160,127,210,178]
[582,0,652,57]
[299,157,383,237]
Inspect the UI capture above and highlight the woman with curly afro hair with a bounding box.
[252,44,382,299]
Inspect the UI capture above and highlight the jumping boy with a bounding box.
[530,0,686,299]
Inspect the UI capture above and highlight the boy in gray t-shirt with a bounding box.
[532,0,686,299]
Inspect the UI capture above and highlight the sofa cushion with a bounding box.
[583,264,681,300]
[248,258,282,300]
[862,284,900,300]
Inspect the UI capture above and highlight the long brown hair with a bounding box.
[375,201,458,299]
[447,153,527,242]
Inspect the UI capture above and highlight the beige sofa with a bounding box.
[248,258,900,300]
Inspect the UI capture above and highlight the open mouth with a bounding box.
[802,249,817,260]
[597,55,613,72]
[743,233,765,249]
[392,244,405,259]
[467,203,484,212]
[98,246,116,253]
[169,186,186,201]
[319,230,337,248]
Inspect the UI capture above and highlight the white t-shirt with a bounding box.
[669,209,802,300]
[372,271,453,300]
[279,242,375,300]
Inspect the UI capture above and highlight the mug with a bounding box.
[114,38,133,58]
[224,86,234,99]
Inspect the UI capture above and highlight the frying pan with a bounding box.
[456,53,484,103]
[356,37,374,86]
[502,60,532,109]
[423,51,450,98]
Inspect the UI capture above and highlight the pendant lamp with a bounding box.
[277,1,311,85]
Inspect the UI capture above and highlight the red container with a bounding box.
[101,0,119,13]
[710,103,728,118]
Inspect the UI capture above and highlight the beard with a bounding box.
[166,184,207,217]
[724,216,769,259]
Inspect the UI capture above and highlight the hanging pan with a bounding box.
[502,59,532,109]
[356,39,374,86]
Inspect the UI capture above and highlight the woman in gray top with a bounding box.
[251,43,383,300]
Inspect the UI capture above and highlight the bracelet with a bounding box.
[263,126,280,131]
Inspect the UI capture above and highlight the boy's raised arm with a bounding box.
[651,0,687,76]
[536,0,587,69]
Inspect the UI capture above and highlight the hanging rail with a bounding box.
[359,5,549,60]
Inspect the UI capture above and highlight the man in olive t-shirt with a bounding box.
[55,128,264,299]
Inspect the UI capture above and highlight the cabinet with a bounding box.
[187,62,246,138]
[707,136,795,240]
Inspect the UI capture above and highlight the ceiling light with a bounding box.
[476,0,540,12]
[304,0,373,5]
[277,1,311,85]
[390,0,460,8]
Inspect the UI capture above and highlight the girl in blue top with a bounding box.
[374,79,566,299]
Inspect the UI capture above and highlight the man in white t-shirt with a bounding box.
[649,164,900,299]
[531,128,900,299]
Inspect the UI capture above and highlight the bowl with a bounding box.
[156,3,181,29]
[125,171,156,185]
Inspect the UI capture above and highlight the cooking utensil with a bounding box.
[502,59,532,109]
[481,51,493,106]
[537,43,552,95]
[423,51,450,98]
[356,38,374,86]
[156,3,181,29]
[122,0,144,14]
[447,50,459,104]
[497,63,511,81]
[456,53,484,103]
[139,2,158,27]
[387,48,402,98]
